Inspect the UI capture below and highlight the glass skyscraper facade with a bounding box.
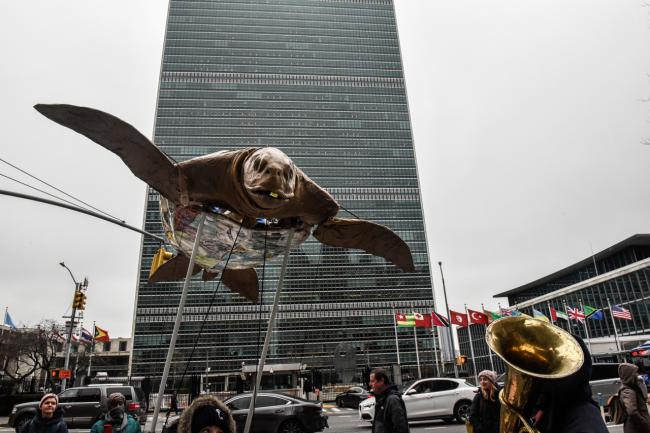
[130,0,435,387]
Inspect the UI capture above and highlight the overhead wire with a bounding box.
[0,157,125,222]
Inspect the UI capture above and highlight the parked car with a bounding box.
[334,386,369,408]
[8,384,146,432]
[225,392,328,433]
[358,378,476,424]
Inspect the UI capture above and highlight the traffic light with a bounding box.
[149,247,174,277]
[51,369,60,380]
[72,290,86,310]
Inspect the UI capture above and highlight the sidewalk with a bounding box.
[0,417,8,427]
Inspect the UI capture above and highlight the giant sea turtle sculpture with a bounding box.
[35,104,414,302]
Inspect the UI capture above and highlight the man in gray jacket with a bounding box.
[370,369,410,433]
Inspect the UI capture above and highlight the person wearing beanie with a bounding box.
[20,393,68,433]
[618,363,650,433]
[177,396,235,433]
[469,370,500,433]
[90,392,142,433]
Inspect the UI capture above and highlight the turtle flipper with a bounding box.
[202,268,259,303]
[149,254,201,283]
[313,217,415,272]
[34,104,180,202]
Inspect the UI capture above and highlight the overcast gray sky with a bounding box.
[1,1,649,338]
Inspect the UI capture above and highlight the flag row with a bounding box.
[395,303,633,328]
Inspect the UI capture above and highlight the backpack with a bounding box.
[606,392,627,424]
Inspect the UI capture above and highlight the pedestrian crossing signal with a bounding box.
[456,355,468,365]
[149,247,174,277]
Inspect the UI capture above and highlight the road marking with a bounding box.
[423,427,447,430]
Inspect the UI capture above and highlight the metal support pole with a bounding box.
[149,214,206,433]
[430,320,440,377]
[412,316,421,379]
[87,322,95,377]
[62,291,78,391]
[243,230,294,433]
[579,299,594,358]
[606,298,622,360]
[438,262,458,378]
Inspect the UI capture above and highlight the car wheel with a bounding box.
[454,400,472,423]
[13,415,33,433]
[278,420,305,433]
[336,398,343,407]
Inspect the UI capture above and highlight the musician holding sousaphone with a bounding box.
[486,316,608,433]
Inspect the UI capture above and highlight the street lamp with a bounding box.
[59,262,87,391]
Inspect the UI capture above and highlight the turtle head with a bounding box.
[243,147,296,209]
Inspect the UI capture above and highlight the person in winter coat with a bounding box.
[90,393,142,433]
[370,369,409,433]
[532,334,608,433]
[20,393,68,433]
[618,363,650,433]
[177,396,236,433]
[469,370,500,433]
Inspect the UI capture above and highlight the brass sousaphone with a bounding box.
[486,316,584,433]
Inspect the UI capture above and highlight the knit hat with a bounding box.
[40,393,59,408]
[191,404,231,433]
[108,392,126,408]
[478,370,497,383]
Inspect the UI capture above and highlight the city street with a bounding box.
[0,413,626,433]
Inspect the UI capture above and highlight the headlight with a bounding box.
[11,407,17,414]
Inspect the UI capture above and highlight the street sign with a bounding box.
[59,370,72,379]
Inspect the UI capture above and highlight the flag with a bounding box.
[510,309,522,317]
[396,313,415,327]
[413,312,432,328]
[555,309,569,321]
[80,328,93,343]
[567,307,586,322]
[483,309,502,323]
[431,311,450,327]
[52,330,67,343]
[611,305,632,320]
[3,310,17,330]
[468,309,489,325]
[449,310,468,327]
[583,305,603,320]
[533,309,549,322]
[94,325,110,342]
[499,307,512,317]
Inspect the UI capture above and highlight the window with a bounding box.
[119,341,128,352]
[430,380,459,392]
[227,397,251,410]
[58,389,78,403]
[103,342,112,352]
[106,387,133,401]
[412,381,434,394]
[256,396,289,407]
[76,388,102,402]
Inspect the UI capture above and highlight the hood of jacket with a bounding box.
[178,396,236,433]
[618,363,639,387]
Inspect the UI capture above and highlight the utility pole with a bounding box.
[60,262,88,391]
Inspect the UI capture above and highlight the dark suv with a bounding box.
[8,384,146,432]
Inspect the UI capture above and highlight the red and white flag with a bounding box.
[468,309,489,325]
[567,307,586,322]
[431,311,450,327]
[449,310,468,327]
[413,312,432,328]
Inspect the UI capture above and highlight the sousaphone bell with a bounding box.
[486,316,584,433]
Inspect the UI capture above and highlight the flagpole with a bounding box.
[578,299,594,358]
[150,214,206,433]
[438,262,458,378]
[606,298,622,360]
[412,307,421,379]
[430,312,441,377]
[392,305,401,366]
[481,304,495,372]
[562,300,570,332]
[87,321,95,377]
[546,301,553,323]
[464,305,479,384]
